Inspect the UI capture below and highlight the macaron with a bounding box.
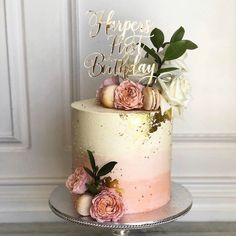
[143,87,153,110]
[153,88,160,110]
[75,194,93,216]
[143,87,161,111]
[100,85,117,108]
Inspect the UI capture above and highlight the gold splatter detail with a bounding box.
[118,109,172,141]
[119,113,128,120]
[148,109,172,134]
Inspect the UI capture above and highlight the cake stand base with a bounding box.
[112,229,129,235]
[49,183,192,236]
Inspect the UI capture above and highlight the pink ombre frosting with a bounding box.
[90,189,125,222]
[71,99,172,214]
[66,167,90,194]
[119,171,170,213]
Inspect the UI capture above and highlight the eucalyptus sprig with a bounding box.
[84,150,117,195]
[140,26,198,86]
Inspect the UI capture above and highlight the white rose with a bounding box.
[158,74,191,116]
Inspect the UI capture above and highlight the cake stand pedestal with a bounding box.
[49,183,192,236]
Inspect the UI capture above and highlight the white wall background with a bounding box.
[0,0,235,222]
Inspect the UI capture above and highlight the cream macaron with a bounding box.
[143,87,153,110]
[143,87,161,111]
[99,85,118,108]
[153,87,160,110]
[75,194,93,216]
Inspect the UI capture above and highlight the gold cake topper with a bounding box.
[84,10,156,84]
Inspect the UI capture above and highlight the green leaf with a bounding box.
[97,161,117,177]
[150,28,164,50]
[84,167,96,179]
[87,150,96,173]
[86,183,99,195]
[170,26,185,43]
[164,40,198,61]
[164,41,186,60]
[157,67,179,74]
[184,40,198,49]
[140,43,161,64]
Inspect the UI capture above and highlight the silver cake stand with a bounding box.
[49,183,192,235]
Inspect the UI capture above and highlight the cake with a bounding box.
[65,10,197,223]
[71,99,172,214]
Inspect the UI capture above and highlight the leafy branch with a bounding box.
[140,26,198,86]
[84,150,117,195]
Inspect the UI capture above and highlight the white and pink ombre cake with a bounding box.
[71,99,172,214]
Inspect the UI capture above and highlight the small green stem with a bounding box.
[158,59,165,71]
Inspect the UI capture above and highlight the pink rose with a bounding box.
[114,80,144,110]
[65,167,90,194]
[96,76,120,101]
[90,189,125,223]
[65,173,77,191]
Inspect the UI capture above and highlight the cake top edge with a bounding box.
[71,99,161,114]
